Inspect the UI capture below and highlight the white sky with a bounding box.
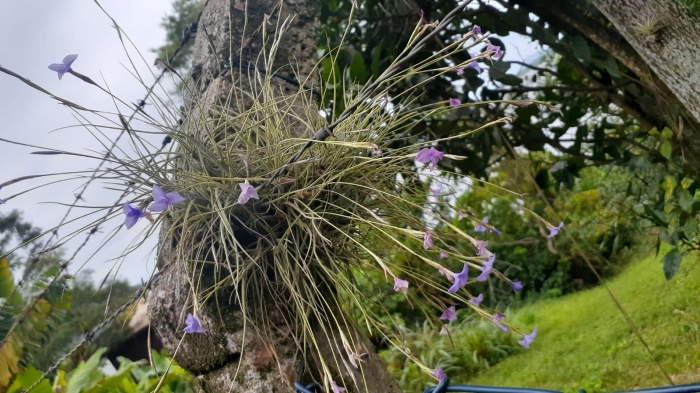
[0,1,540,285]
[0,0,175,284]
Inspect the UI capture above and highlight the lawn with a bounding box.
[466,253,700,393]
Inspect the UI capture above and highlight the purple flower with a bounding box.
[439,306,457,322]
[466,52,483,73]
[476,240,492,257]
[440,250,449,259]
[475,254,495,282]
[394,277,409,294]
[434,367,447,381]
[469,293,484,307]
[518,327,538,349]
[492,313,509,332]
[123,202,147,230]
[371,145,382,156]
[474,216,489,232]
[492,228,503,236]
[423,231,434,249]
[332,382,346,393]
[439,325,449,335]
[456,67,465,75]
[512,281,523,293]
[486,44,502,60]
[150,184,185,212]
[447,263,469,293]
[546,222,564,239]
[48,54,78,80]
[238,183,260,204]
[183,313,208,334]
[449,98,461,107]
[416,147,445,171]
[472,25,482,35]
[430,185,443,195]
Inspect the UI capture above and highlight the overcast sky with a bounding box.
[0,0,175,285]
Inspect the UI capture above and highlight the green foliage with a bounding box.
[0,257,72,389]
[468,252,700,392]
[152,0,203,71]
[380,317,521,392]
[8,349,194,393]
[31,271,139,370]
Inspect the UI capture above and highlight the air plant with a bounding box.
[0,3,558,389]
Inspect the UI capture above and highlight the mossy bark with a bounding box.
[147,1,401,392]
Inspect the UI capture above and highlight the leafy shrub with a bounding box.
[379,314,521,393]
[8,348,194,393]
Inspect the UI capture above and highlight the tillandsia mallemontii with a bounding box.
[0,15,557,388]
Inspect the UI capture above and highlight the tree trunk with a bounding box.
[147,1,401,392]
[590,0,700,124]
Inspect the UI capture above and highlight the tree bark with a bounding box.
[590,0,700,124]
[147,1,401,392]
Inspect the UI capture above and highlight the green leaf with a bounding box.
[499,74,523,86]
[681,177,694,189]
[679,189,694,212]
[66,347,107,393]
[661,127,674,139]
[571,36,591,61]
[601,56,620,79]
[349,51,367,84]
[489,61,511,80]
[7,365,51,393]
[662,247,682,280]
[683,217,697,236]
[660,141,673,159]
[370,41,383,77]
[663,176,677,201]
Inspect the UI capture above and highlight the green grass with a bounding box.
[466,253,700,393]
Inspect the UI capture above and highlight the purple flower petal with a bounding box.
[423,231,434,249]
[62,54,78,68]
[469,293,484,306]
[472,25,482,35]
[124,214,139,230]
[166,192,186,205]
[434,367,447,381]
[238,183,260,204]
[546,222,564,239]
[153,184,167,201]
[332,382,346,393]
[486,44,502,60]
[48,54,78,80]
[449,98,461,107]
[466,52,483,74]
[439,251,449,259]
[439,306,457,322]
[518,327,537,349]
[476,240,491,257]
[150,184,185,212]
[492,313,509,332]
[415,147,445,171]
[474,216,488,233]
[512,281,523,293]
[123,202,146,230]
[475,254,495,282]
[184,313,208,334]
[394,277,409,294]
[447,263,469,293]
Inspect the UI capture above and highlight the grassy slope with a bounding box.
[467,254,700,393]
